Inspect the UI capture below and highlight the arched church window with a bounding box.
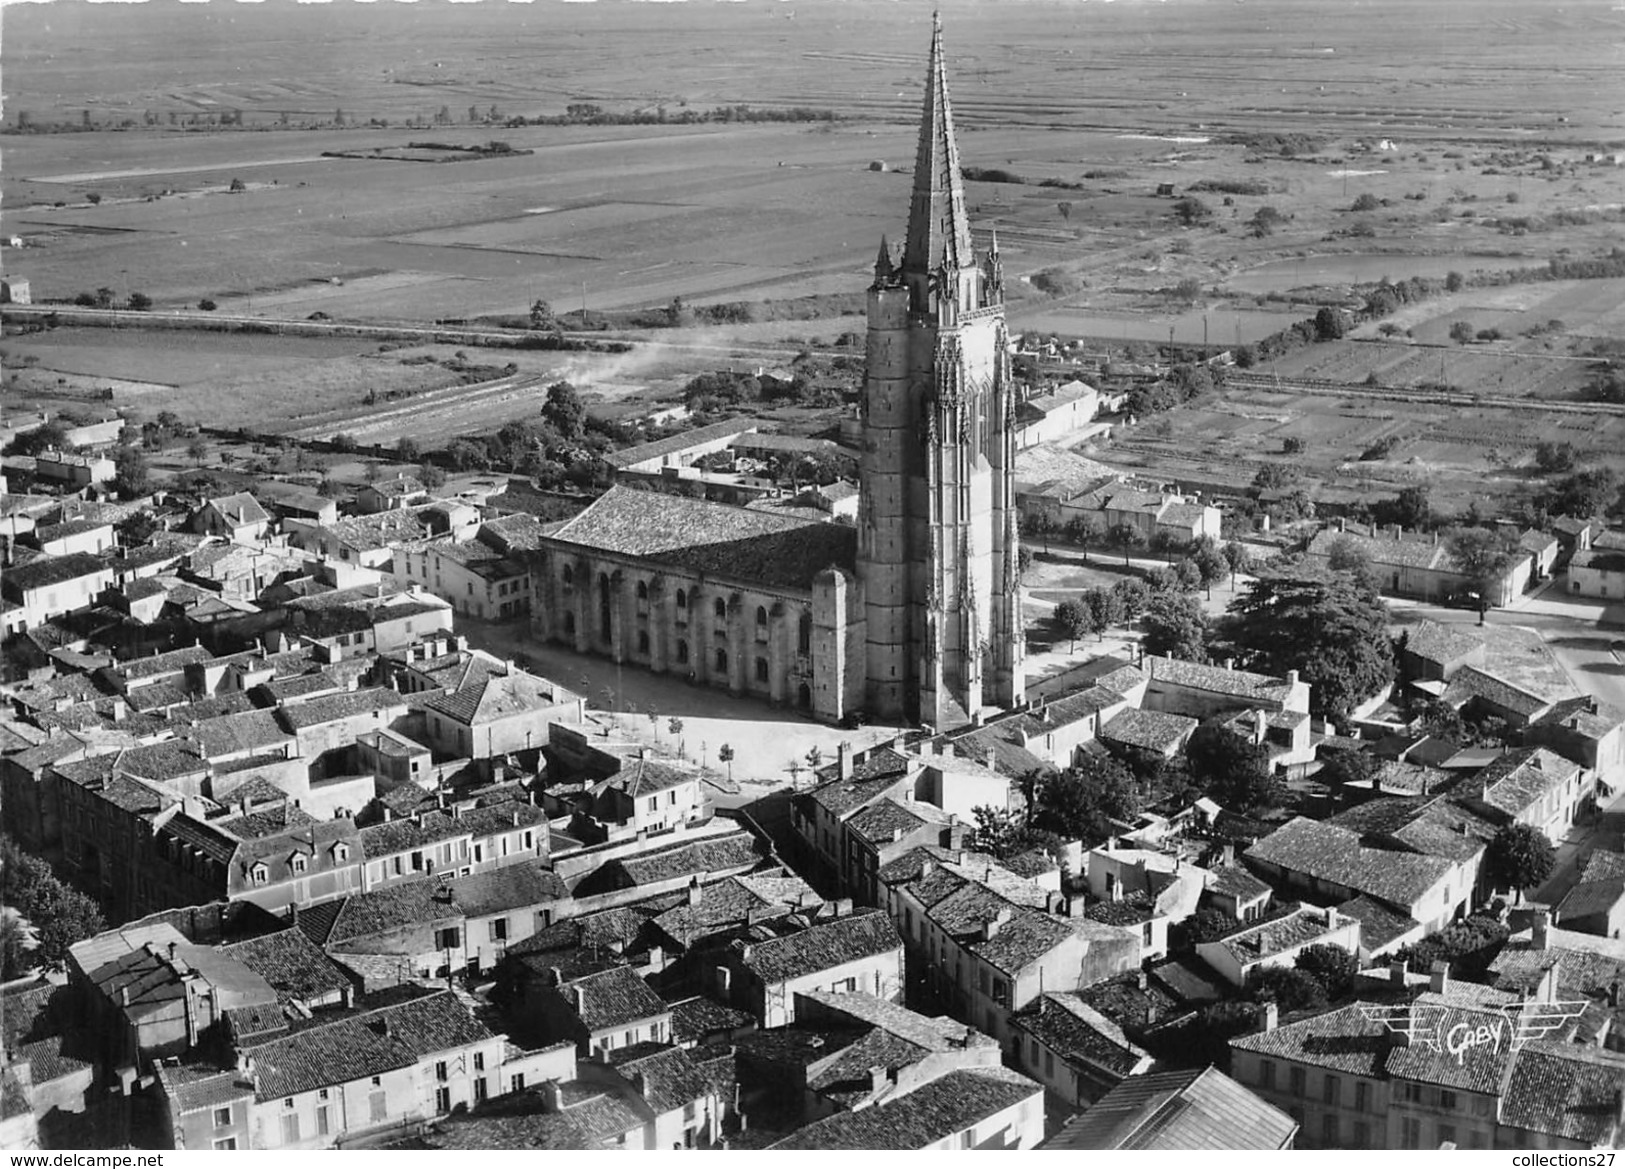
[755,657,769,684]
[715,648,728,673]
[798,612,813,655]
[714,598,727,621]
[676,639,689,665]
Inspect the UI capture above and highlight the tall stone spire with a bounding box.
[902,12,974,283]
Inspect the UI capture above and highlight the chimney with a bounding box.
[868,1066,888,1096]
[547,966,563,988]
[1429,961,1450,995]
[1136,971,1148,991]
[1286,669,1299,689]
[1533,909,1552,951]
[1259,1001,1279,1032]
[1389,959,1409,985]
[540,1080,564,1114]
[1324,906,1338,932]
[984,745,997,771]
[687,877,702,907]
[838,741,854,780]
[1609,981,1621,1009]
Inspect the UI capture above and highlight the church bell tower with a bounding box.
[857,16,1024,729]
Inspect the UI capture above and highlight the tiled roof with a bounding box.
[219,929,354,1004]
[1207,904,1348,967]
[846,798,934,846]
[278,688,406,730]
[738,908,901,985]
[610,831,763,889]
[188,709,293,759]
[604,755,694,799]
[245,990,490,1101]
[555,965,669,1032]
[1580,850,1625,883]
[1531,696,1625,741]
[157,1062,256,1115]
[602,420,757,469]
[1244,817,1453,911]
[1100,707,1198,751]
[796,989,997,1053]
[1042,1066,1297,1150]
[544,485,857,591]
[1571,548,1625,573]
[447,864,568,918]
[1472,747,1581,820]
[1399,619,1485,666]
[1384,996,1524,1094]
[3,552,111,592]
[769,1067,1042,1150]
[668,995,757,1044]
[1143,656,1294,704]
[1557,877,1625,923]
[1230,1002,1393,1076]
[1010,992,1150,1076]
[326,879,461,945]
[1441,666,1552,719]
[1499,1042,1625,1144]
[1333,896,1418,952]
[604,1044,713,1117]
[1206,864,1272,904]
[423,668,570,726]
[1491,930,1625,999]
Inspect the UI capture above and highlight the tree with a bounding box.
[1226,559,1395,721]
[1192,540,1229,599]
[1054,598,1090,653]
[1386,484,1434,530]
[717,743,735,784]
[1484,823,1556,902]
[1017,545,1035,581]
[1449,320,1476,345]
[1182,907,1241,946]
[185,437,208,466]
[1546,467,1619,519]
[420,462,448,489]
[1172,196,1212,226]
[1185,722,1280,814]
[1221,541,1252,588]
[1248,966,1329,1014]
[1022,511,1056,553]
[542,381,586,440]
[1534,441,1578,474]
[1350,192,1381,213]
[1445,270,1465,292]
[86,192,102,205]
[396,437,422,463]
[1249,206,1286,237]
[1326,534,1369,576]
[1446,526,1520,623]
[197,298,217,312]
[1063,515,1101,560]
[229,177,247,193]
[1084,587,1122,641]
[1142,590,1209,663]
[1295,943,1360,1000]
[116,510,160,548]
[1028,756,1140,847]
[1108,522,1145,566]
[0,836,104,973]
[1314,306,1346,341]
[113,446,149,497]
[529,298,554,330]
[1112,577,1150,622]
[1173,277,1202,304]
[1318,747,1380,791]
[94,287,116,309]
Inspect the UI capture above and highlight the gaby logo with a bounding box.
[1444,1020,1503,1064]
[1359,1000,1591,1065]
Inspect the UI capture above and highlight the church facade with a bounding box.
[526,20,1023,730]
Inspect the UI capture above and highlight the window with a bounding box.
[684,1101,698,1123]
[648,797,658,813]
[473,1051,485,1072]
[1321,1115,1338,1146]
[676,639,689,665]
[1044,1050,1054,1077]
[1288,1066,1305,1097]
[563,612,576,636]
[637,580,648,601]
[213,1107,233,1128]
[1440,1090,1457,1111]
[1402,1118,1421,1149]
[369,1092,387,1123]
[510,1074,526,1093]
[755,657,769,683]
[1353,1121,1370,1149]
[637,631,650,654]
[1142,921,1154,947]
[714,597,727,620]
[624,1029,635,1047]
[435,926,460,950]
[991,977,1010,1007]
[523,831,533,850]
[798,612,812,655]
[290,853,307,875]
[213,1138,237,1151]
[1323,1074,1341,1107]
[561,565,573,591]
[1354,1080,1369,1113]
[435,1087,451,1114]
[280,1114,300,1145]
[474,1077,488,1103]
[715,648,728,673]
[316,1106,330,1137]
[1260,1060,1276,1090]
[960,1129,976,1149]
[251,864,268,885]
[1438,1123,1457,1148]
[436,1061,449,1082]
[676,588,687,609]
[755,605,768,635]
[332,843,349,863]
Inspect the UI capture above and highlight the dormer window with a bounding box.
[250,863,269,885]
[332,843,350,863]
[290,855,308,875]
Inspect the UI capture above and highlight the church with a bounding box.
[527,19,1024,730]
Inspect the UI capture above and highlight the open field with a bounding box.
[3,0,1623,469]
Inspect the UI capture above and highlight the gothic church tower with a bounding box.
[858,16,1024,728]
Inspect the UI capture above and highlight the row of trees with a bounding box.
[1,836,105,978]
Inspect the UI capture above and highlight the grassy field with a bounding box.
[3,0,1622,467]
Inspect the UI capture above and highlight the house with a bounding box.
[716,907,905,1028]
[1,553,115,635]
[395,536,532,621]
[880,849,1140,1047]
[1525,697,1625,784]
[602,420,759,478]
[1140,656,1311,721]
[355,476,429,515]
[1556,871,1625,940]
[356,799,549,894]
[941,684,1132,775]
[1521,530,1560,581]
[1230,980,1625,1149]
[287,503,478,570]
[423,663,582,760]
[1016,380,1099,448]
[194,494,271,543]
[33,450,116,488]
[1490,911,1625,1049]
[1397,619,1486,683]
[1226,707,1316,774]
[521,964,674,1058]
[1007,992,1153,1109]
[1041,1066,1298,1150]
[237,989,507,1149]
[1195,904,1362,989]
[1099,707,1198,759]
[769,1065,1045,1150]
[1568,548,1625,600]
[27,518,114,558]
[1203,863,1273,925]
[1463,747,1590,845]
[1305,526,1530,609]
